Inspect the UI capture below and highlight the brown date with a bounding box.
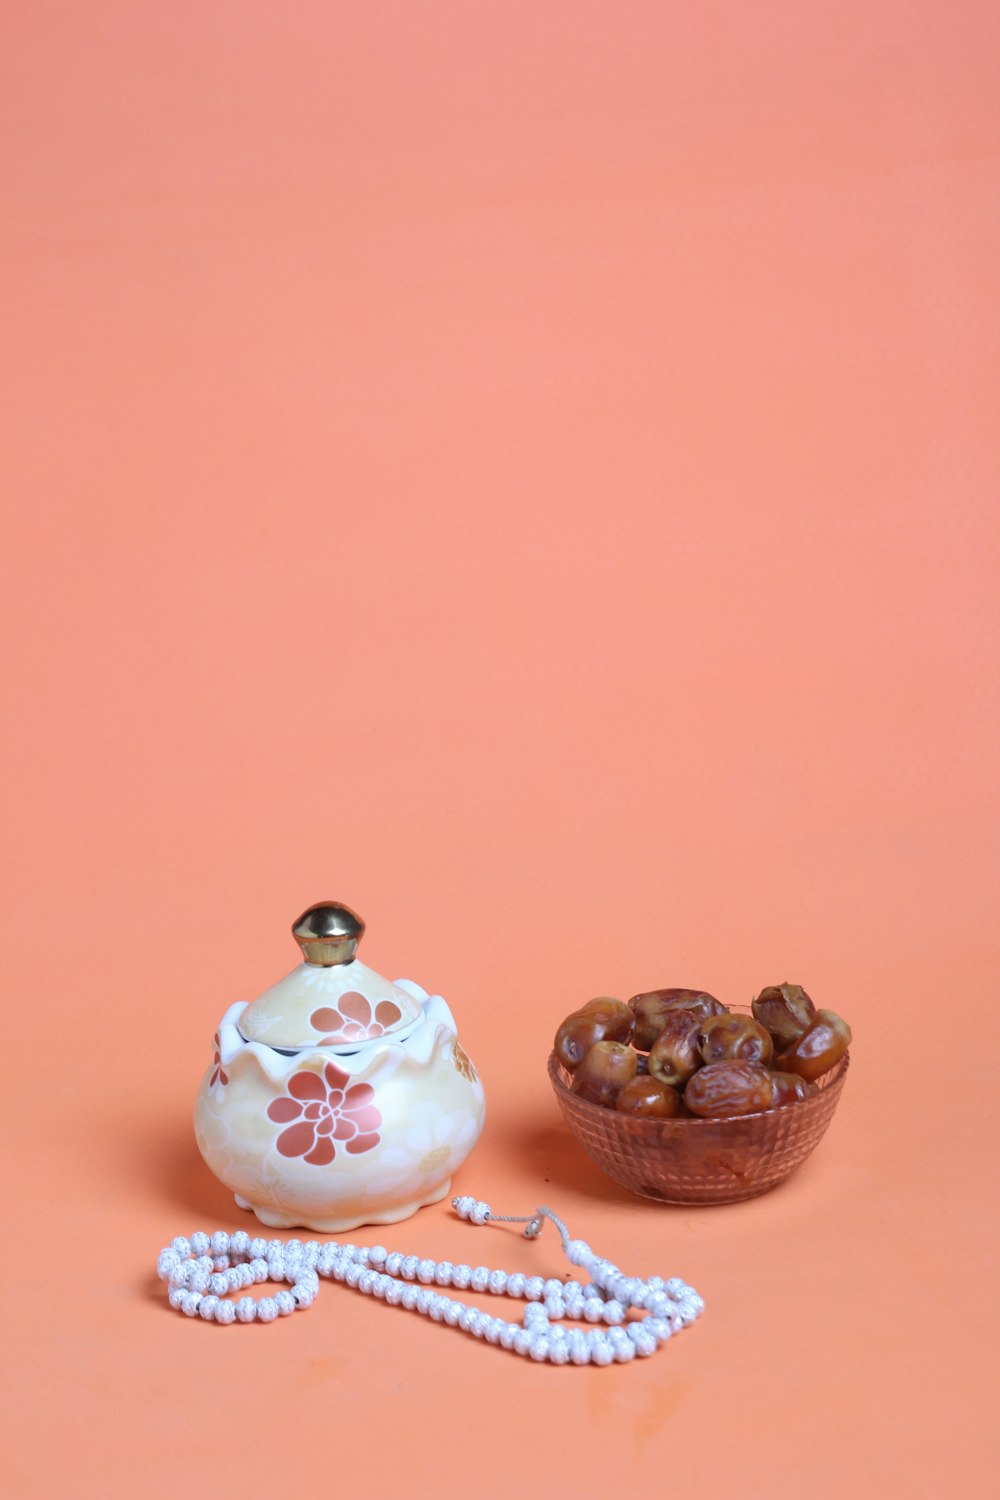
[570,1041,638,1107]
[774,1009,851,1081]
[554,999,635,1071]
[628,988,728,1050]
[647,1011,703,1088]
[751,983,817,1049]
[768,1070,814,1107]
[697,1013,774,1067]
[614,1076,681,1118]
[684,1060,774,1118]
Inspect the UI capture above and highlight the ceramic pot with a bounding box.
[194,902,485,1232]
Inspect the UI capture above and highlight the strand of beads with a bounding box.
[155,1197,704,1364]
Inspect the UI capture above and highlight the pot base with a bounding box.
[231,1177,453,1233]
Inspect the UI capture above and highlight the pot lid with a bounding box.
[238,901,422,1050]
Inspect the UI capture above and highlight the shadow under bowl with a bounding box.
[548,1049,849,1205]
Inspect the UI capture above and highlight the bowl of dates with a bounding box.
[548,985,850,1204]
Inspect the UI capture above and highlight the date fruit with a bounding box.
[684,1060,774,1118]
[751,983,817,1050]
[554,999,635,1071]
[697,1013,774,1067]
[614,1076,682,1118]
[570,1040,638,1107]
[774,1009,851,1081]
[768,1070,814,1107]
[628,988,728,1049]
[647,1011,703,1088]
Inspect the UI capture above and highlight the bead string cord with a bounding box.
[155,1193,704,1365]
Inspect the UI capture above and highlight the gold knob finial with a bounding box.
[292,901,365,967]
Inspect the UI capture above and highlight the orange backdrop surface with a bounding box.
[2,3,998,1497]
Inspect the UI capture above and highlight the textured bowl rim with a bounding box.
[548,1047,849,1129]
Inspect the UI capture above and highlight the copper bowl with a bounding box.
[548,1023,849,1205]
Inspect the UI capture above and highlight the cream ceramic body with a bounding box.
[195,976,485,1232]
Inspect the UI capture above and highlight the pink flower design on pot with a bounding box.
[310,992,402,1043]
[266,1062,382,1166]
[209,1032,228,1089]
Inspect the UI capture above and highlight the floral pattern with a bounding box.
[266,1062,382,1166]
[310,992,403,1043]
[209,1032,228,1090]
[451,1041,478,1084]
[362,1101,479,1200]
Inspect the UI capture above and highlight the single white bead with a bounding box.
[345,1264,361,1288]
[500,1323,518,1350]
[188,1267,211,1294]
[167,1286,187,1310]
[367,1245,387,1267]
[543,1278,564,1299]
[632,1331,657,1357]
[235,1296,257,1322]
[547,1337,570,1365]
[249,1238,267,1259]
[544,1295,566,1320]
[646,1275,665,1294]
[167,1267,188,1290]
[566,1239,592,1267]
[590,1335,614,1366]
[214,1299,236,1325]
[400,1255,419,1281]
[484,1318,503,1344]
[452,1264,472,1289]
[488,1269,507,1295]
[156,1249,180,1279]
[457,1306,476,1332]
[357,1270,376,1294]
[181,1292,202,1317]
[274,1291,296,1316]
[524,1304,549,1329]
[210,1273,230,1297]
[385,1282,403,1306]
[190,1232,210,1256]
[506,1273,526,1298]
[512,1328,532,1356]
[303,1242,320,1266]
[230,1230,251,1255]
[470,1266,490,1293]
[665,1277,687,1297]
[569,1337,591,1366]
[453,1195,475,1218]
[582,1281,603,1299]
[212,1255,230,1271]
[256,1297,279,1323]
[612,1339,636,1362]
[529,1336,550,1362]
[646,1292,670,1317]
[385,1252,403,1275]
[210,1232,230,1256]
[524,1276,544,1301]
[401,1285,419,1309]
[198,1295,219,1320]
[435,1262,454,1286]
[292,1283,315,1309]
[249,1259,267,1284]
[602,1300,625,1325]
[583,1300,604,1322]
[469,1201,490,1225]
[171,1236,191,1258]
[417,1258,436,1285]
[443,1300,462,1326]
[469,1311,487,1338]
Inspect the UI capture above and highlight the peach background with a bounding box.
[2,3,998,1496]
